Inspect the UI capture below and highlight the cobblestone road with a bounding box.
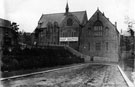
[1,64,128,87]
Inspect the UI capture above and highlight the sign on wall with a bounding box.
[60,37,78,42]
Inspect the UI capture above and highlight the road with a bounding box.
[0,63,129,87]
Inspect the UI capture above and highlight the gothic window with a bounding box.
[67,18,73,26]
[47,22,51,34]
[93,20,103,37]
[54,22,58,32]
[47,22,52,39]
[95,42,101,51]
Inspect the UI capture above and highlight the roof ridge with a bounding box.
[42,10,86,15]
[42,12,64,15]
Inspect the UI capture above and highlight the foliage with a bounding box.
[2,46,84,72]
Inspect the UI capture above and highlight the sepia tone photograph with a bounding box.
[0,0,135,87]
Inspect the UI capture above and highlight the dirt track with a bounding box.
[1,64,128,87]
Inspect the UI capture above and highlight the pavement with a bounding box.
[118,65,134,87]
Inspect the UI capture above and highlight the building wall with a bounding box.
[59,14,81,50]
[36,13,88,50]
[0,27,3,50]
[0,19,14,49]
[79,10,120,62]
[38,22,59,46]
[0,19,13,73]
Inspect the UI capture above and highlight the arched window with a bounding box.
[93,20,103,36]
[47,22,51,29]
[46,22,52,39]
[54,22,58,32]
[67,18,73,26]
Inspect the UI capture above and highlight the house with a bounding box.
[79,8,120,62]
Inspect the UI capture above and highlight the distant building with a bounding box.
[19,32,32,48]
[34,3,88,50]
[0,18,18,69]
[0,18,17,50]
[79,9,120,62]
[120,35,135,51]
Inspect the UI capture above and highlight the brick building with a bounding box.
[79,9,120,62]
[34,3,88,50]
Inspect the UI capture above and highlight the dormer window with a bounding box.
[93,20,103,37]
[67,18,73,26]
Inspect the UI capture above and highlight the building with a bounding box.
[0,18,18,71]
[79,9,120,62]
[19,32,33,48]
[0,18,17,50]
[34,3,88,50]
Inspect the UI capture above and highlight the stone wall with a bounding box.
[79,9,120,62]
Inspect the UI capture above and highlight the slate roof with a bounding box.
[37,11,86,28]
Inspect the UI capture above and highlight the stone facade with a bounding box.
[79,9,120,62]
[38,22,59,46]
[0,19,15,50]
[0,18,15,73]
[35,3,88,50]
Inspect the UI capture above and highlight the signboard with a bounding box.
[60,37,78,42]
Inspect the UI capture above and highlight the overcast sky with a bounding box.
[0,0,135,33]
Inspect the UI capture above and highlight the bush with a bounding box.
[2,46,84,72]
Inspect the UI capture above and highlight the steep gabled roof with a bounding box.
[88,9,119,35]
[37,11,87,28]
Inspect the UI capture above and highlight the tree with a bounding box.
[11,22,20,48]
[125,16,135,71]
[125,16,135,33]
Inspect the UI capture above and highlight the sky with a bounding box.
[0,0,135,33]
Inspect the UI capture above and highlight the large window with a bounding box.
[67,18,73,26]
[54,22,58,32]
[93,20,103,37]
[47,22,51,34]
[95,42,101,51]
[46,22,52,39]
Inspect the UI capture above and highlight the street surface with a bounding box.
[1,63,128,87]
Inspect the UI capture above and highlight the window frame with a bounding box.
[93,20,103,37]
